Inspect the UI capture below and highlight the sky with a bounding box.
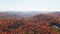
[0,0,60,12]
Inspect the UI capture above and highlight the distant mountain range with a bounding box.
[0,11,51,18]
[0,11,59,18]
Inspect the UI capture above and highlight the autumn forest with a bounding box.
[0,12,60,34]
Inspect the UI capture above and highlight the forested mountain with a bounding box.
[0,11,60,34]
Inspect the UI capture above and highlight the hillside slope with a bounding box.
[0,12,60,34]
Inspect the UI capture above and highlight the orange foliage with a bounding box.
[0,13,60,34]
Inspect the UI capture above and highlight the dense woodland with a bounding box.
[0,12,60,34]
